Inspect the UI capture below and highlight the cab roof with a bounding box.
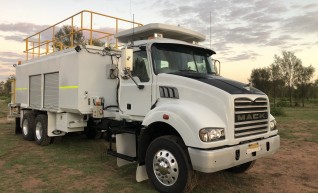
[115,23,206,43]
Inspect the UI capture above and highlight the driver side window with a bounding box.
[132,51,150,82]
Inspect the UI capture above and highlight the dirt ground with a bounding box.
[250,139,318,193]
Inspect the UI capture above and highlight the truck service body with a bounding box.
[9,11,280,193]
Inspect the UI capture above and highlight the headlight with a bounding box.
[199,128,225,142]
[270,119,277,131]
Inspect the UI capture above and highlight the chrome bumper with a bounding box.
[188,135,280,173]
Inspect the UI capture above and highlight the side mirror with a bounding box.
[121,48,133,71]
[213,59,221,75]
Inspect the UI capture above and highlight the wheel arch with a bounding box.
[138,121,183,165]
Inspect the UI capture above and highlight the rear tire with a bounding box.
[85,128,102,139]
[227,161,256,173]
[22,113,35,141]
[15,117,22,134]
[145,135,196,193]
[34,114,51,146]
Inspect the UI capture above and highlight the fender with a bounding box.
[142,100,228,148]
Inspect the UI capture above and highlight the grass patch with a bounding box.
[276,107,318,143]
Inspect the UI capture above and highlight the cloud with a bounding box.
[281,11,318,34]
[0,52,23,58]
[155,0,318,61]
[3,35,23,42]
[0,63,15,81]
[0,22,51,43]
[302,3,318,10]
[0,52,23,65]
[267,35,300,46]
[0,22,49,34]
[225,52,261,61]
[0,57,20,63]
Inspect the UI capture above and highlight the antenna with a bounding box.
[130,0,132,18]
[131,14,135,46]
[210,11,212,49]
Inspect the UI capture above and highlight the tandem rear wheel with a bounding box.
[34,114,52,146]
[21,112,53,146]
[22,112,35,141]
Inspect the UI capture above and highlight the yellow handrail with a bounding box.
[24,10,143,61]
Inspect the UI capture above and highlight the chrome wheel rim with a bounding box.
[22,119,29,136]
[35,122,42,140]
[153,150,179,186]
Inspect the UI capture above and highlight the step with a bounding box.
[107,149,137,162]
[109,126,138,135]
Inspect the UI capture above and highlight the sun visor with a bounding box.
[115,23,206,43]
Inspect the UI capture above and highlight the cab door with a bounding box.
[119,49,153,117]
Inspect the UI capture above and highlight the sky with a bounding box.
[0,0,317,83]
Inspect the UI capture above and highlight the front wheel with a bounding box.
[227,160,256,173]
[145,135,196,193]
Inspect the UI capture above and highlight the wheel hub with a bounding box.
[22,119,29,136]
[158,158,169,175]
[35,122,42,140]
[153,150,179,186]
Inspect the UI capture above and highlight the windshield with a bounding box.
[152,43,216,75]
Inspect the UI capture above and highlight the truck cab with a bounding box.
[113,23,280,192]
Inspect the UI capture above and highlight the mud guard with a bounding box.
[116,133,136,167]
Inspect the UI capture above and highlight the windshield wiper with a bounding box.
[179,69,197,72]
[211,71,217,75]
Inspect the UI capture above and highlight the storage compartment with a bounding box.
[29,75,41,108]
[44,72,59,110]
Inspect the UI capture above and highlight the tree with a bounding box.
[54,25,105,50]
[273,51,302,107]
[54,25,85,50]
[0,75,16,97]
[0,81,4,95]
[91,38,105,47]
[313,79,318,98]
[295,64,315,107]
[270,63,284,107]
[249,67,271,95]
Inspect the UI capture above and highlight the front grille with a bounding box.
[234,97,269,138]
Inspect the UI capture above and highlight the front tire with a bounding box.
[145,135,196,193]
[227,161,256,173]
[22,112,35,141]
[35,114,51,146]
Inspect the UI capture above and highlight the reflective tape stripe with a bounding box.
[15,88,28,91]
[59,85,79,89]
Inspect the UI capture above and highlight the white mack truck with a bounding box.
[9,10,280,193]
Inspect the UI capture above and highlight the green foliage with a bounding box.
[274,51,302,107]
[91,38,105,47]
[0,96,9,100]
[54,25,105,50]
[276,99,289,107]
[0,75,15,98]
[249,67,271,95]
[250,50,317,107]
[270,106,286,116]
[295,64,315,107]
[54,25,85,50]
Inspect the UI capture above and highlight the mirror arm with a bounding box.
[124,69,144,90]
